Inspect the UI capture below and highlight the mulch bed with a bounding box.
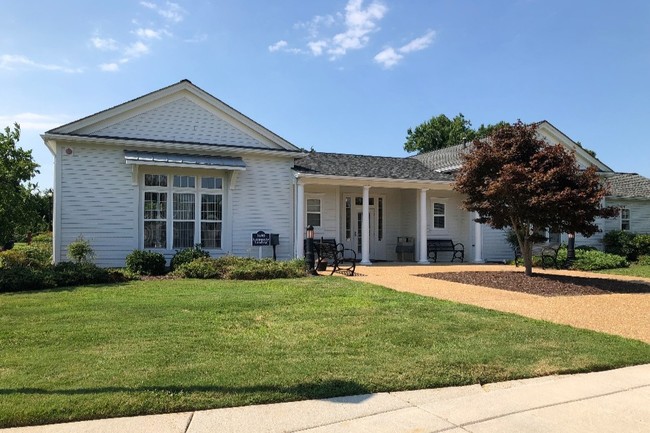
[418,271,650,297]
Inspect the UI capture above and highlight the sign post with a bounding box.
[251,231,271,259]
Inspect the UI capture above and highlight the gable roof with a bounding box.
[604,173,650,199]
[44,80,301,153]
[413,121,612,173]
[293,152,453,182]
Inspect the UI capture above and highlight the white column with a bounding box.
[296,182,305,258]
[361,185,371,264]
[418,188,429,264]
[473,211,484,263]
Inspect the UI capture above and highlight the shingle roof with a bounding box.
[411,143,472,172]
[293,152,454,182]
[124,150,246,169]
[605,173,650,199]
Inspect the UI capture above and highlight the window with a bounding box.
[143,173,223,249]
[306,198,321,227]
[201,194,222,248]
[144,191,167,248]
[432,202,446,229]
[621,208,631,231]
[345,197,351,240]
[378,197,383,241]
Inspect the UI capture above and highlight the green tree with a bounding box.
[0,124,40,247]
[454,121,617,276]
[404,114,507,154]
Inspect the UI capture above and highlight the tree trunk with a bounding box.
[522,239,534,276]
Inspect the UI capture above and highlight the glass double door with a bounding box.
[343,196,384,260]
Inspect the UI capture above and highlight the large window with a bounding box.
[143,173,223,249]
[621,208,631,231]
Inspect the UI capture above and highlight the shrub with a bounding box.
[125,250,167,276]
[172,257,222,279]
[636,255,650,266]
[633,234,650,257]
[557,247,628,271]
[603,230,638,261]
[51,262,112,287]
[31,232,53,244]
[0,245,50,269]
[67,235,96,264]
[0,266,52,292]
[172,256,306,280]
[170,245,210,270]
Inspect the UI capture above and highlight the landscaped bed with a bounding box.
[1,277,649,428]
[420,271,650,296]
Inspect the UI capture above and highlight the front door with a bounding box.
[343,195,385,260]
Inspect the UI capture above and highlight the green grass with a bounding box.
[1,278,649,428]
[598,264,650,278]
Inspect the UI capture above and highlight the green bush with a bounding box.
[636,255,650,266]
[170,245,210,270]
[67,235,96,264]
[31,232,53,244]
[557,247,628,271]
[603,230,638,261]
[172,257,222,279]
[125,250,167,276]
[172,256,306,280]
[0,245,50,269]
[633,234,650,257]
[0,262,126,293]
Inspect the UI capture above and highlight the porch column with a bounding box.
[473,211,484,263]
[296,182,305,258]
[418,188,429,264]
[361,185,371,265]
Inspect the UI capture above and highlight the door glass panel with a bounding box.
[357,212,362,253]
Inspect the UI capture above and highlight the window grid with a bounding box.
[433,202,446,229]
[306,198,321,227]
[621,208,630,231]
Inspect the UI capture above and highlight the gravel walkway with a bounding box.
[344,264,650,344]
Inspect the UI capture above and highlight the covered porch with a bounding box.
[294,177,485,264]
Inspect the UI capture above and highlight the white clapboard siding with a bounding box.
[92,97,269,148]
[482,226,513,262]
[59,143,138,267]
[230,156,295,259]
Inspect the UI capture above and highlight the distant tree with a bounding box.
[0,124,40,247]
[404,114,507,153]
[454,121,617,277]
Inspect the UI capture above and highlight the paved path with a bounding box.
[346,264,650,343]
[3,364,649,433]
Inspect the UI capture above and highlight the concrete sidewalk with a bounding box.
[4,364,649,433]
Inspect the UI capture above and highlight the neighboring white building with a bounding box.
[42,80,650,266]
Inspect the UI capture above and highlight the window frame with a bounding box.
[141,172,224,250]
[621,208,631,231]
[431,200,446,230]
[306,196,322,228]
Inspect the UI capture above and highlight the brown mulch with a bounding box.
[419,271,650,297]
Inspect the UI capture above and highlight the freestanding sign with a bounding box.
[252,231,271,258]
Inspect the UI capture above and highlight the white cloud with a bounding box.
[140,1,187,23]
[0,54,83,73]
[374,30,437,68]
[99,63,120,72]
[295,14,337,38]
[90,37,119,51]
[0,113,72,131]
[124,41,150,58]
[374,47,402,68]
[134,28,165,39]
[328,0,387,59]
[268,40,288,52]
[398,30,436,53]
[185,33,208,43]
[308,40,328,56]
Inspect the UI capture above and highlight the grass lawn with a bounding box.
[1,278,649,428]
[598,264,650,278]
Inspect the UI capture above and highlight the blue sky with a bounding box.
[2,0,649,189]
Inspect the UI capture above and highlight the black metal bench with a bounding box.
[514,244,561,269]
[314,238,356,276]
[427,239,464,263]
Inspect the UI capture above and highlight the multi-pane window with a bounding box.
[345,197,351,240]
[144,191,167,248]
[621,208,631,231]
[307,198,321,227]
[378,197,383,241]
[201,194,222,248]
[433,202,446,229]
[143,173,223,249]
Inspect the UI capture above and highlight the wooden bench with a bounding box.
[314,238,356,276]
[427,239,464,263]
[514,243,561,269]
